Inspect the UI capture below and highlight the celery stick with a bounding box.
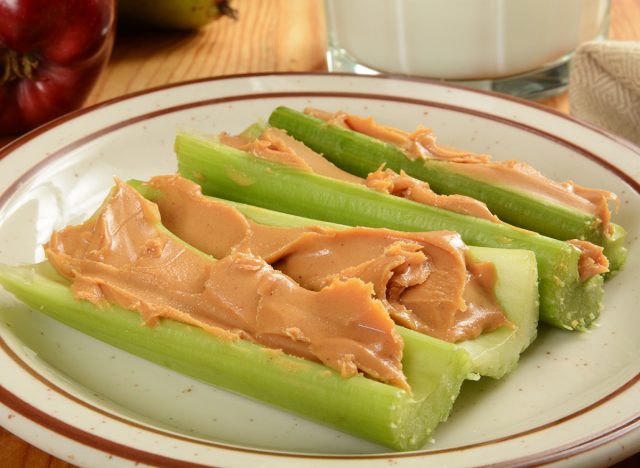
[267,106,627,271]
[0,261,471,451]
[132,180,539,378]
[174,132,603,330]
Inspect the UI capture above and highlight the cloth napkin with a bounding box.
[569,41,640,146]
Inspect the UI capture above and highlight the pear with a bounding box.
[119,0,237,30]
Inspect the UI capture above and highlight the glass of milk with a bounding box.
[325,0,610,99]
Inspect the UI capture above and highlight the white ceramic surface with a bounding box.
[0,73,638,467]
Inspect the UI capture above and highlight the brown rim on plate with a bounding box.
[2,72,640,160]
[0,74,639,465]
[2,90,639,208]
[2,378,639,466]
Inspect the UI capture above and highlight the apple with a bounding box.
[0,0,115,134]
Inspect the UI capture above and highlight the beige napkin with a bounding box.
[569,41,640,146]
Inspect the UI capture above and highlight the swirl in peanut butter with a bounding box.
[146,175,512,344]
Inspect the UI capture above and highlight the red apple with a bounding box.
[0,0,115,134]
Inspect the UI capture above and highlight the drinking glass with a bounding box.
[325,0,611,99]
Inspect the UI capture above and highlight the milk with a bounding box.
[326,0,610,80]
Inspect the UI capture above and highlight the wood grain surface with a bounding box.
[1,0,639,466]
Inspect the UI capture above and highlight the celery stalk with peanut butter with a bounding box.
[45,179,410,390]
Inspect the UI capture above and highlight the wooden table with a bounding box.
[1,0,639,465]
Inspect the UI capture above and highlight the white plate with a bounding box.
[0,73,638,467]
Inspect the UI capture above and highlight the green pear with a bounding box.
[119,0,237,30]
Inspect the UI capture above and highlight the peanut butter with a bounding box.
[567,239,609,280]
[364,168,500,223]
[220,128,362,184]
[145,175,512,343]
[317,109,491,164]
[45,180,409,391]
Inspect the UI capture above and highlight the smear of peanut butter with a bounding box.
[146,175,512,343]
[449,161,619,235]
[364,168,500,223]
[567,239,609,281]
[305,107,619,236]
[45,180,409,391]
[220,128,362,184]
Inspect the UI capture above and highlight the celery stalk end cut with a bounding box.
[460,247,539,378]
[603,223,628,275]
